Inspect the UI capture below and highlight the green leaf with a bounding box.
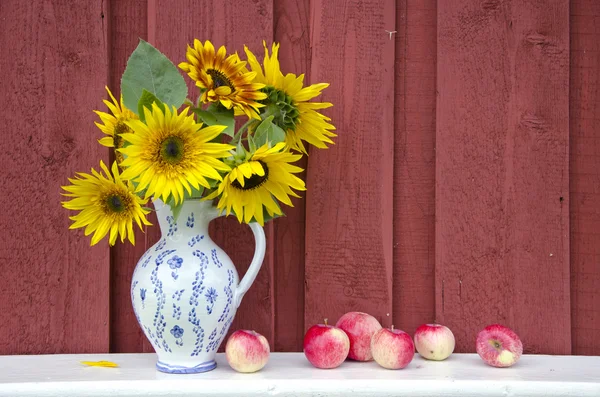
[166,196,184,223]
[137,90,165,123]
[192,104,235,137]
[253,116,286,148]
[254,115,274,136]
[184,185,205,200]
[205,178,219,189]
[236,139,245,154]
[121,39,187,114]
[269,124,287,144]
[248,134,257,153]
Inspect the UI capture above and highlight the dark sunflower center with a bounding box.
[104,192,130,214]
[207,69,234,90]
[160,136,184,164]
[113,122,132,166]
[114,121,131,137]
[260,86,299,131]
[232,161,269,190]
[113,133,123,149]
[113,134,126,166]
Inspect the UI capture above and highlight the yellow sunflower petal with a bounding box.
[94,87,138,166]
[179,39,265,118]
[208,143,304,225]
[61,161,149,246]
[81,361,119,368]
[118,104,233,205]
[244,43,336,151]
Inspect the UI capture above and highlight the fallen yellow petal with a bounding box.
[80,360,119,368]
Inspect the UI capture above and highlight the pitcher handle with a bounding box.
[233,222,266,308]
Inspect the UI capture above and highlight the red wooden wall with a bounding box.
[0,0,598,356]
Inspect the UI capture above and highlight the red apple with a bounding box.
[371,326,415,369]
[414,323,455,361]
[476,324,523,368]
[225,330,270,373]
[303,318,350,369]
[335,312,382,361]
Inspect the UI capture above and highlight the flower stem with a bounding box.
[231,119,258,145]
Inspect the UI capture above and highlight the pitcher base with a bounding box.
[156,359,217,374]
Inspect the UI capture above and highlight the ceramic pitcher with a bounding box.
[130,199,265,373]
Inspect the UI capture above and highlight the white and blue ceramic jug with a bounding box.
[131,199,265,373]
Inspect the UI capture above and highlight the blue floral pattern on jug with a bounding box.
[171,325,184,347]
[205,287,218,314]
[188,307,205,357]
[172,303,182,320]
[168,255,183,280]
[218,316,234,350]
[151,250,175,353]
[206,328,219,352]
[166,215,178,237]
[189,251,208,307]
[211,249,223,268]
[141,255,152,268]
[171,289,184,320]
[131,280,142,324]
[218,269,234,323]
[186,213,194,228]
[144,325,160,347]
[155,238,166,252]
[188,234,204,247]
[156,249,176,265]
[172,289,185,301]
[206,315,234,354]
[202,269,236,353]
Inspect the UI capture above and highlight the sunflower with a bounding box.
[178,40,267,119]
[206,142,305,225]
[62,161,151,246]
[94,86,138,165]
[119,103,234,205]
[244,42,337,153]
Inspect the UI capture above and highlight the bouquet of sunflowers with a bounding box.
[62,40,336,246]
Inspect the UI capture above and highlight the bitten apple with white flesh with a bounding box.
[476,324,523,368]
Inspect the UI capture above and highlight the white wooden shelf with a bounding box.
[0,353,598,396]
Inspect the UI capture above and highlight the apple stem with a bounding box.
[324,318,328,326]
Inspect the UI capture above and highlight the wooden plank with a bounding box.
[272,0,310,352]
[392,0,437,335]
[305,0,396,329]
[153,0,275,350]
[0,0,110,353]
[570,0,600,356]
[108,0,155,353]
[436,0,571,353]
